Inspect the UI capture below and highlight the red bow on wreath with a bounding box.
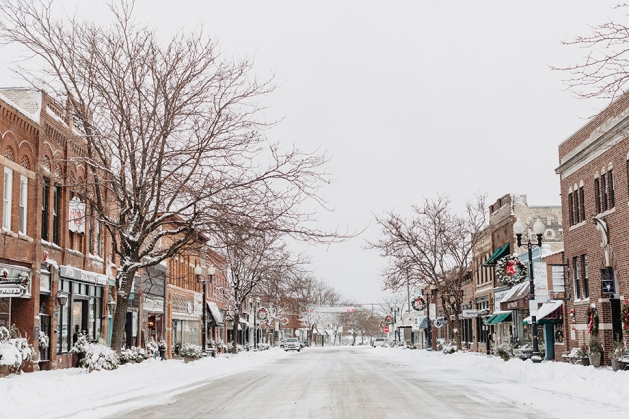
[505,260,517,276]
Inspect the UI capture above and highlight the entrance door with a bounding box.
[72,299,88,344]
[611,298,622,341]
[39,314,51,361]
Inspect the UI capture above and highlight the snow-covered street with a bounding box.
[2,346,628,418]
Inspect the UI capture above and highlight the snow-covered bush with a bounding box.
[146,339,158,357]
[120,346,149,364]
[38,331,49,349]
[436,339,456,354]
[179,343,203,359]
[70,333,89,355]
[0,325,35,373]
[82,344,119,371]
[493,341,514,361]
[216,338,227,350]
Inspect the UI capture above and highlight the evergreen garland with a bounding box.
[587,303,599,336]
[495,255,527,287]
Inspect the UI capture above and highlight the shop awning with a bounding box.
[523,301,564,325]
[499,282,530,311]
[206,302,225,327]
[484,311,513,325]
[418,317,428,330]
[483,243,510,267]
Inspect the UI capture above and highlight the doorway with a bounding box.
[72,299,88,345]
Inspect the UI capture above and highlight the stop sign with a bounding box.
[384,326,390,333]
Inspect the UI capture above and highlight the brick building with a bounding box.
[0,88,117,371]
[555,92,629,364]
[1,87,235,371]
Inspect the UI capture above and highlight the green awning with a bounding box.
[483,243,510,267]
[484,312,512,325]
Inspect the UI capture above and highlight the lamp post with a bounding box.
[389,304,400,345]
[513,217,545,363]
[426,287,437,351]
[249,297,261,350]
[195,264,216,354]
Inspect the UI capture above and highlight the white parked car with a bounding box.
[284,338,301,352]
[372,338,386,348]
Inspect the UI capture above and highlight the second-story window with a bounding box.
[607,170,615,209]
[3,167,12,230]
[42,178,49,241]
[52,184,61,245]
[568,191,574,225]
[579,186,585,222]
[19,175,27,234]
[602,173,608,212]
[594,177,601,214]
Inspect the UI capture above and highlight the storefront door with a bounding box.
[72,299,88,343]
[39,314,51,361]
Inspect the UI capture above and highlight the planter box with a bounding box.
[589,354,601,368]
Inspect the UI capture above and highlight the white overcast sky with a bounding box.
[0,1,623,304]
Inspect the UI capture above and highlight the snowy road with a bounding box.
[3,346,627,418]
[109,346,557,419]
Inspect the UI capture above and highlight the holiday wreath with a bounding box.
[411,296,426,311]
[495,255,527,287]
[587,303,599,335]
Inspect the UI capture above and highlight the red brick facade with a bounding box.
[556,92,629,365]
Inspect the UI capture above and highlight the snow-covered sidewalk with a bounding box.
[0,349,290,419]
[371,347,629,417]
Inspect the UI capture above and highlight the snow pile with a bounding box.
[0,348,290,419]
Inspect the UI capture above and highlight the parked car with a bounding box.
[372,338,386,348]
[284,338,301,352]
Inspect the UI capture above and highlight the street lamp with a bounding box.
[196,264,216,354]
[513,216,545,363]
[389,304,400,345]
[426,287,437,351]
[249,297,261,350]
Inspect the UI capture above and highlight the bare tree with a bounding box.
[0,0,338,351]
[369,194,486,351]
[553,5,629,101]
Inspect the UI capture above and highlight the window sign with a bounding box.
[601,267,616,295]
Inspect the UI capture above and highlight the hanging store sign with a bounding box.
[533,262,550,303]
[68,197,86,234]
[0,283,26,297]
[601,267,616,295]
[462,309,488,318]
